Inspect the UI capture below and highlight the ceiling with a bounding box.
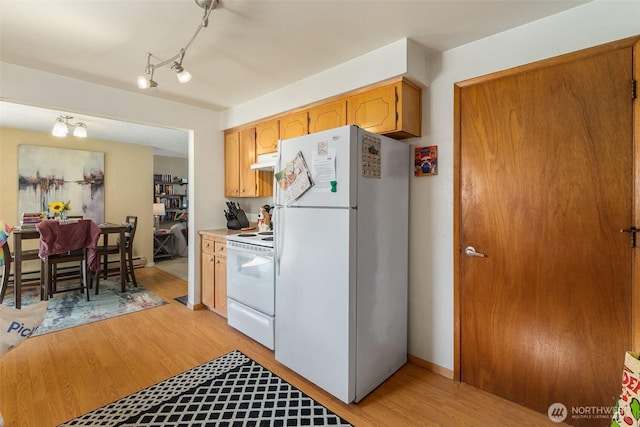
[0,0,590,157]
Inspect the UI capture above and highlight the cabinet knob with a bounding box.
[208,256,213,262]
[216,260,221,264]
[272,144,276,148]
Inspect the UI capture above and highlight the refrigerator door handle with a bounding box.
[274,143,282,206]
[273,205,283,275]
[273,144,283,276]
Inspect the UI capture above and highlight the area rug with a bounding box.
[59,350,353,426]
[1,280,167,336]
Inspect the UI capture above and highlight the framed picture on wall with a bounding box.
[18,145,105,222]
[414,145,438,176]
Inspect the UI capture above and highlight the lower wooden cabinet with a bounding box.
[201,234,227,317]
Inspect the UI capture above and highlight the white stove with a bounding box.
[226,230,275,350]
[226,231,274,248]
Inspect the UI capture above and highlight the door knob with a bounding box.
[465,246,486,257]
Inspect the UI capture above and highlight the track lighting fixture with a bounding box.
[52,115,88,138]
[137,0,217,90]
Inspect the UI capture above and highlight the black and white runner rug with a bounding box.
[60,350,353,426]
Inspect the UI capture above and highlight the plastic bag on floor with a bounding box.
[0,301,48,356]
[612,352,640,426]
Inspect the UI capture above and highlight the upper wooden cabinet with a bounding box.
[279,99,348,140]
[256,119,280,155]
[347,79,421,139]
[223,77,420,198]
[239,128,257,197]
[225,128,273,197]
[224,131,240,197]
[280,111,308,140]
[308,99,347,134]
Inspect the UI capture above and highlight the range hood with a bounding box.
[250,152,279,170]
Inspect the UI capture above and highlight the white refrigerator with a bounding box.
[273,125,409,403]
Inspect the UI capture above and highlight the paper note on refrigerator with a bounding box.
[275,151,313,204]
[311,143,336,192]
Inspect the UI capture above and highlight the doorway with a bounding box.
[454,37,639,426]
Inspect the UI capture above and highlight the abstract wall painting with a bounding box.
[18,145,105,223]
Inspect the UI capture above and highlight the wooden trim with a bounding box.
[452,84,462,381]
[634,39,640,352]
[188,302,204,311]
[408,354,454,380]
[457,36,640,89]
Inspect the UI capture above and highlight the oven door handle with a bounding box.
[227,244,273,257]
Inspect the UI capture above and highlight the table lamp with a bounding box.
[153,203,165,230]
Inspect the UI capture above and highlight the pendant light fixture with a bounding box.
[137,0,217,90]
[52,115,88,138]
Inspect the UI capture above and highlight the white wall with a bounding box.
[220,0,640,371]
[0,63,224,307]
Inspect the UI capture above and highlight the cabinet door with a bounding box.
[309,99,347,134]
[256,119,279,155]
[224,131,240,197]
[395,80,422,138]
[201,248,215,308]
[280,111,308,140]
[214,255,227,316]
[347,84,397,134]
[239,128,257,197]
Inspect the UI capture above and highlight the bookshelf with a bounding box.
[154,174,188,223]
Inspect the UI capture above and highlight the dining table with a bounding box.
[12,221,127,309]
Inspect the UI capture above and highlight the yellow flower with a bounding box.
[49,200,71,213]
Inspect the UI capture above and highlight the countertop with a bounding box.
[198,227,258,239]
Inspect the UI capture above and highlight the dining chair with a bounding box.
[0,241,11,304]
[93,216,138,293]
[37,219,101,301]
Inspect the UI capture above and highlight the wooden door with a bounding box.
[458,44,633,425]
[308,99,346,134]
[224,131,240,197]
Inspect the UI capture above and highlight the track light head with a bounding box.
[137,75,158,89]
[172,62,192,83]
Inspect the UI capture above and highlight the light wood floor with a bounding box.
[0,268,568,426]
